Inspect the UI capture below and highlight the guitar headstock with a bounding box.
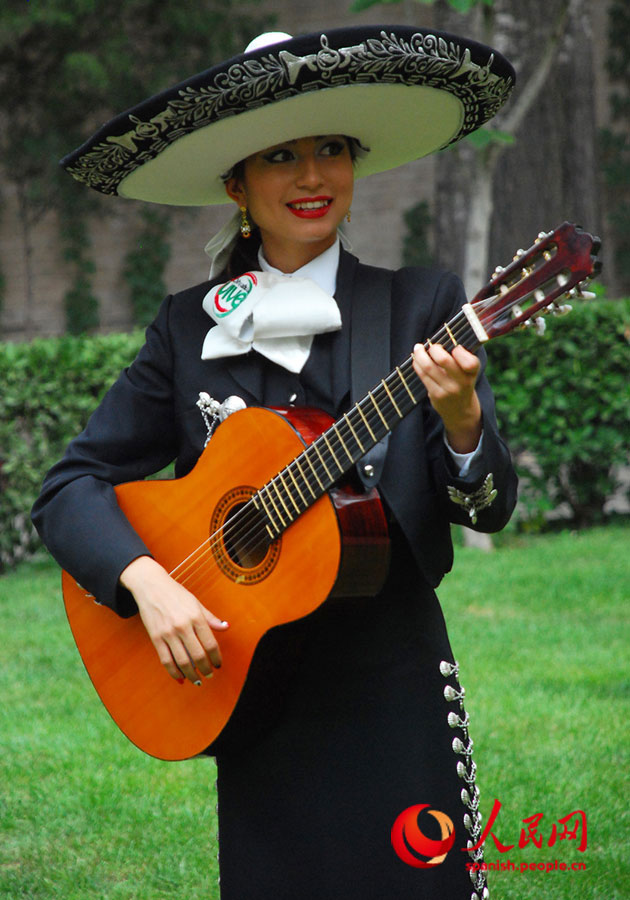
[470,222,602,341]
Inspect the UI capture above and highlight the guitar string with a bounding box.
[171,273,574,592]
[170,308,488,594]
[168,309,480,593]
[176,277,566,597]
[169,309,481,592]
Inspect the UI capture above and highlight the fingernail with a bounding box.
[221,621,229,627]
[204,672,214,679]
[194,680,202,687]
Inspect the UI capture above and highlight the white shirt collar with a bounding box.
[257,238,340,298]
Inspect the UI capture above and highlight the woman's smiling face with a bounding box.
[225,135,354,272]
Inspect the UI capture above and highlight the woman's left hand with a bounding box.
[412,343,482,454]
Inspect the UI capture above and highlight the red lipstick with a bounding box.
[287,196,333,218]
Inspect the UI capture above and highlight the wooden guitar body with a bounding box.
[62,223,601,760]
[62,406,389,760]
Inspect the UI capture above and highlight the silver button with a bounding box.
[289,393,297,405]
[363,464,375,478]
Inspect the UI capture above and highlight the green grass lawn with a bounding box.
[0,558,220,900]
[442,525,630,899]
[1,525,628,899]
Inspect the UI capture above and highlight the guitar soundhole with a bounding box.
[210,486,281,584]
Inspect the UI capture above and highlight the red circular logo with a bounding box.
[213,271,258,317]
[391,804,456,868]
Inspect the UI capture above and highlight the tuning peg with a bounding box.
[524,316,546,335]
[552,303,572,317]
[513,248,525,261]
[561,279,596,302]
[556,271,570,287]
[574,281,597,300]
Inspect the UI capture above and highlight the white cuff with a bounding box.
[445,431,484,478]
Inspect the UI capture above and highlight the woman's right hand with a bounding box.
[119,555,229,684]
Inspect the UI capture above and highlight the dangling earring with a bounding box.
[346,209,352,224]
[239,205,252,239]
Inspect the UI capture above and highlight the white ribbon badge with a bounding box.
[201,271,341,373]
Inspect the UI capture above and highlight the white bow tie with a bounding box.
[201,270,342,373]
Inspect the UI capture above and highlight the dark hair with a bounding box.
[225,229,263,279]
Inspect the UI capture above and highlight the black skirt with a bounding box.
[214,535,486,899]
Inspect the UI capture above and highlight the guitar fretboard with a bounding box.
[251,307,480,540]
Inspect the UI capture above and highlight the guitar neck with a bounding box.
[251,306,483,540]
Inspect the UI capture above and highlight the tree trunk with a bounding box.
[462,147,497,298]
[489,0,600,269]
[434,0,599,282]
[431,0,599,549]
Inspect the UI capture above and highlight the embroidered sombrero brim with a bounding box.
[61,25,515,207]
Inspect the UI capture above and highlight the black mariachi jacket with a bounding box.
[32,249,517,615]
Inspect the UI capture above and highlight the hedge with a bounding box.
[1,297,629,569]
[486,295,630,528]
[0,331,144,569]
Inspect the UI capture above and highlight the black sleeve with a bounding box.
[420,271,518,533]
[31,294,180,616]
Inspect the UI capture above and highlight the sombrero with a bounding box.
[61,25,515,207]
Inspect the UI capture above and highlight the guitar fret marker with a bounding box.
[444,322,458,346]
[278,471,301,515]
[344,413,365,453]
[270,478,294,522]
[322,433,342,471]
[396,365,417,404]
[294,458,317,499]
[286,465,307,506]
[261,491,283,532]
[304,452,325,492]
[382,379,403,418]
[264,484,287,528]
[356,405,377,441]
[368,391,390,430]
[252,493,279,538]
[333,424,353,462]
[312,441,333,482]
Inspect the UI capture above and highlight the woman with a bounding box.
[33,26,518,900]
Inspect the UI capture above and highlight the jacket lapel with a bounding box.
[328,248,358,413]
[222,351,266,404]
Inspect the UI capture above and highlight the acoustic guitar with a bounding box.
[62,222,600,760]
